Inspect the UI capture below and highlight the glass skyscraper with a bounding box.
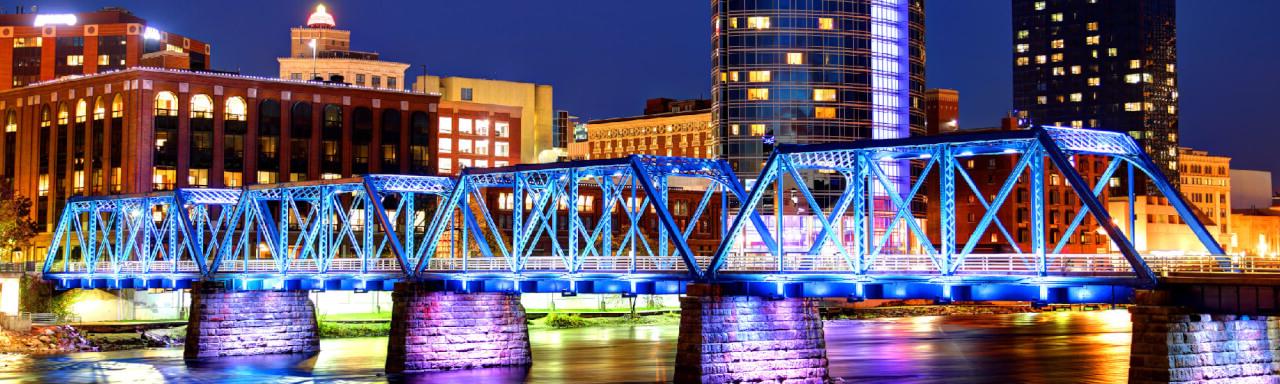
[711,0,926,188]
[1013,0,1179,191]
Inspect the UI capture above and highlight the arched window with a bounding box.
[74,99,88,123]
[257,99,282,176]
[4,109,16,185]
[320,104,342,173]
[93,97,106,120]
[225,96,247,121]
[380,109,401,171]
[154,91,178,117]
[190,94,213,119]
[110,94,124,118]
[4,110,16,133]
[57,103,69,125]
[40,105,50,128]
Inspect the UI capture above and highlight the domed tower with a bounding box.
[289,4,350,59]
[279,4,409,89]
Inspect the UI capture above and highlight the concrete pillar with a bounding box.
[1129,290,1280,383]
[183,282,320,358]
[675,284,829,383]
[385,282,531,373]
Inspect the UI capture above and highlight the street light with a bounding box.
[308,38,318,80]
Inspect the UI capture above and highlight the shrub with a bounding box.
[544,313,587,329]
[318,321,390,338]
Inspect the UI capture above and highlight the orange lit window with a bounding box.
[815,107,836,119]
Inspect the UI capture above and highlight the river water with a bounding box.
[0,310,1132,383]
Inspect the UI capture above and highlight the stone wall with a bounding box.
[1129,290,1280,383]
[385,283,531,373]
[675,284,829,383]
[183,283,319,358]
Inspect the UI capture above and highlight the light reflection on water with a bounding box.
[0,311,1131,383]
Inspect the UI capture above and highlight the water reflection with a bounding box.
[0,311,1131,383]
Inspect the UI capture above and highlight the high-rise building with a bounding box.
[712,0,926,180]
[277,5,409,90]
[413,74,556,164]
[925,88,959,135]
[552,110,576,157]
[0,7,212,90]
[1013,0,1179,191]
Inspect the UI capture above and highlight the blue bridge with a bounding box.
[41,126,1236,303]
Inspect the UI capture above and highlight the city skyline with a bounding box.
[24,0,1280,186]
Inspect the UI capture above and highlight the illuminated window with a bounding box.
[74,100,87,123]
[495,121,510,138]
[818,18,834,30]
[730,124,740,135]
[814,107,836,119]
[1087,22,1099,31]
[1052,67,1065,76]
[225,97,247,121]
[813,88,836,102]
[749,124,766,136]
[1166,64,1176,72]
[747,16,770,30]
[1069,93,1082,102]
[154,91,179,117]
[1037,96,1047,105]
[748,71,771,82]
[1050,39,1064,49]
[1051,53,1063,62]
[728,17,738,28]
[786,52,804,65]
[1035,55,1046,64]
[1016,57,1030,66]
[1017,30,1029,39]
[474,139,489,155]
[97,55,110,65]
[495,141,510,157]
[1085,36,1100,45]
[1071,120,1084,128]
[190,94,213,118]
[747,88,769,101]
[475,119,489,136]
[1050,13,1063,22]
[439,117,452,134]
[1125,73,1141,84]
[65,55,84,66]
[1129,59,1141,69]
[439,158,452,174]
[1087,77,1100,86]
[1070,65,1081,74]
[458,118,473,134]
[458,138,472,154]
[1124,102,1141,112]
[1167,105,1177,114]
[438,138,451,153]
[13,37,40,48]
[1107,48,1118,57]
[1016,44,1029,53]
[1034,1,1046,10]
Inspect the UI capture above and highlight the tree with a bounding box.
[0,185,35,264]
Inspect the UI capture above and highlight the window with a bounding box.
[1124,102,1141,112]
[1034,1,1046,10]
[1016,57,1030,66]
[818,18,834,30]
[439,158,452,174]
[1051,53,1063,62]
[461,88,473,101]
[13,37,40,48]
[748,70,770,82]
[1086,35,1100,45]
[1125,74,1141,84]
[749,124,766,136]
[474,139,489,155]
[815,107,836,119]
[355,74,365,86]
[747,88,769,101]
[1035,55,1047,64]
[97,55,110,65]
[1087,77,1100,86]
[289,73,302,80]
[65,55,84,66]
[438,138,452,153]
[786,52,804,65]
[1016,44,1029,53]
[1070,65,1081,74]
[495,121,510,138]
[1017,30,1029,39]
[439,117,452,134]
[1052,67,1065,76]
[387,77,397,89]
[495,141,510,157]
[1069,93,1082,102]
[1050,13,1063,22]
[458,139,473,154]
[813,89,836,101]
[475,119,490,136]
[1107,48,1118,57]
[1037,96,1047,105]
[1087,22,1099,31]
[1129,60,1141,69]
[746,16,770,29]
[458,118,473,134]
[1050,39,1064,49]
[1166,64,1176,73]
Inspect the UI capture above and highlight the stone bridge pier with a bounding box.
[183,281,320,358]
[385,281,532,373]
[1129,285,1280,383]
[675,283,829,383]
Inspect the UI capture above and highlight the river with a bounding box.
[0,310,1132,383]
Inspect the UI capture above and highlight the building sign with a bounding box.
[33,14,77,27]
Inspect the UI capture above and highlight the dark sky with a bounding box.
[30,0,1280,187]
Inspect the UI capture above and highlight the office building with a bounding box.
[0,7,211,90]
[1231,169,1274,210]
[277,5,409,90]
[1179,147,1231,238]
[1013,0,1179,191]
[414,74,555,164]
[582,109,713,161]
[925,88,958,135]
[712,0,926,178]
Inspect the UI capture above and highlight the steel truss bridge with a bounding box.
[42,127,1240,302]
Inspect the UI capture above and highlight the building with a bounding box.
[1231,169,1274,210]
[0,67,522,262]
[1178,147,1231,239]
[581,110,713,161]
[924,89,959,135]
[435,100,521,174]
[712,0,926,179]
[1229,210,1280,257]
[552,110,576,160]
[0,7,211,90]
[925,118,1113,254]
[277,5,409,90]
[414,74,555,164]
[645,98,710,115]
[1012,0,1179,191]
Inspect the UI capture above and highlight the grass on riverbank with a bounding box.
[531,312,681,329]
[318,321,390,338]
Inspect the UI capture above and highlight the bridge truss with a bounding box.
[43,127,1227,301]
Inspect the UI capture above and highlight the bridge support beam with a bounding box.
[183,282,320,358]
[1129,290,1280,383]
[675,283,828,383]
[385,282,531,373]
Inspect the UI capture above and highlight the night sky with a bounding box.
[28,0,1280,188]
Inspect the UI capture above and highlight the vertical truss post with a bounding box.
[707,153,781,278]
[658,175,669,261]
[512,172,524,271]
[775,161,784,271]
[363,179,411,276]
[1127,162,1136,243]
[851,155,868,273]
[173,191,208,276]
[568,169,579,273]
[939,146,956,275]
[1030,149,1046,276]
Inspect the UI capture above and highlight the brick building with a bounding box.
[0,67,519,260]
[0,8,210,89]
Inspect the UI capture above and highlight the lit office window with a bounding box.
[1069,93,1082,102]
[1016,44,1029,53]
[749,124,766,136]
[747,17,770,29]
[1070,65,1081,74]
[1035,55,1046,64]
[786,52,804,65]
[1050,39,1064,49]
[813,89,837,102]
[1034,1,1046,10]
[1125,74,1141,83]
[1050,13,1063,22]
[747,88,769,101]
[438,138,451,153]
[1085,36,1100,45]
[1124,102,1141,112]
[1087,22,1099,31]
[1087,77,1100,86]
[818,18,834,30]
[1130,60,1141,69]
[1017,30,1029,39]
[1016,57,1030,66]
[1108,48,1118,57]
[748,71,771,82]
[66,55,84,66]
[439,117,452,134]
[814,107,836,119]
